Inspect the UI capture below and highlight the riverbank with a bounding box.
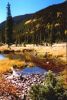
[0,43,66,61]
[0,43,66,73]
[0,58,25,73]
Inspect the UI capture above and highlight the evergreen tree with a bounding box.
[5,2,14,46]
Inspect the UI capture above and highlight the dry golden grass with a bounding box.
[35,43,66,61]
[0,43,66,73]
[0,43,66,61]
[0,58,26,73]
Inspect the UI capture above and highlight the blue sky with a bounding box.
[0,0,64,23]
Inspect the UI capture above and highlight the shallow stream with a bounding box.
[0,54,6,60]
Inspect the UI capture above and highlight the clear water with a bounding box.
[0,54,5,60]
[20,66,46,75]
[0,54,46,74]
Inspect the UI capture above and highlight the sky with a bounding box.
[0,0,64,23]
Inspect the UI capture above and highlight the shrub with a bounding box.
[29,70,67,100]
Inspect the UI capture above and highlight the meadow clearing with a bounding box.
[0,42,66,73]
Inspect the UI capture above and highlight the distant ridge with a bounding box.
[0,14,32,29]
[0,1,67,28]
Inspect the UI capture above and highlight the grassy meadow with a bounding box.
[0,58,25,73]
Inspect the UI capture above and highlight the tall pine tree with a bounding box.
[5,2,13,46]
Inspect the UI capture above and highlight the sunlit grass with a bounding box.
[0,58,26,73]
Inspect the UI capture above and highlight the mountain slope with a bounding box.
[0,1,67,44]
[0,14,32,29]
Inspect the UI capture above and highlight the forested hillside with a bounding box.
[0,1,67,44]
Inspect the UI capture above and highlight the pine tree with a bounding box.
[5,2,14,46]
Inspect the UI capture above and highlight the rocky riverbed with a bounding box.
[1,70,45,100]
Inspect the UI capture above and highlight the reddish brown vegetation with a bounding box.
[26,52,65,73]
[0,75,21,99]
